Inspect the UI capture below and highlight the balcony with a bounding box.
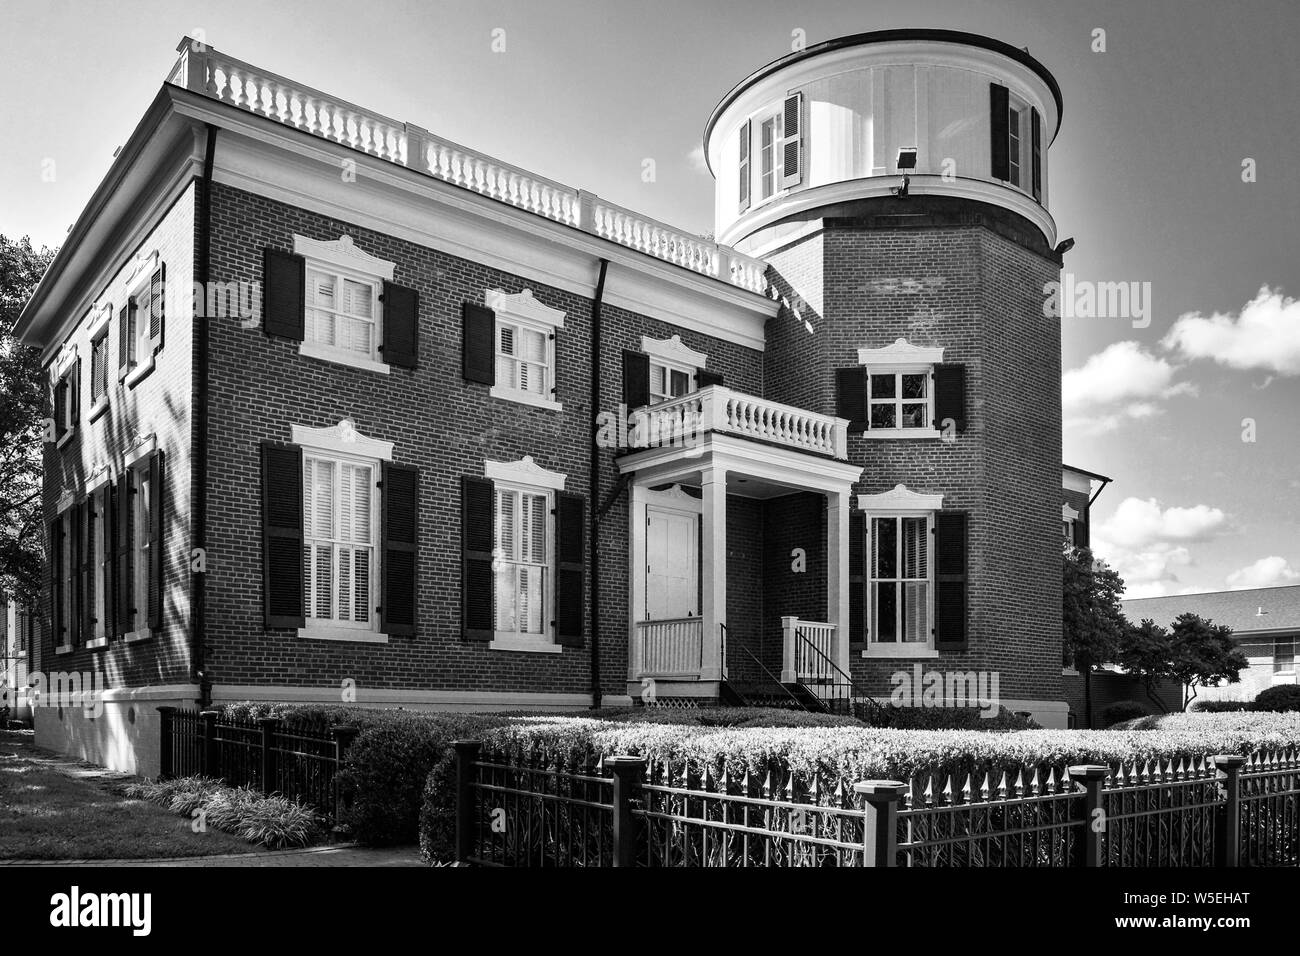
[168,39,769,295]
[634,618,705,679]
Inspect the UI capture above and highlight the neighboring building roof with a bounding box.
[1062,464,1112,484]
[1122,585,1300,635]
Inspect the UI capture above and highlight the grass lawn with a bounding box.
[0,730,262,860]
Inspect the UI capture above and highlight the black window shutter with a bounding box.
[148,263,165,353]
[381,461,420,636]
[70,360,80,427]
[461,476,495,641]
[381,281,419,369]
[148,452,164,631]
[53,380,66,439]
[116,472,133,635]
[49,517,63,644]
[555,492,585,647]
[70,502,83,646]
[933,364,967,433]
[622,349,650,409]
[1030,107,1042,202]
[262,248,305,340]
[104,481,117,638]
[849,510,866,650]
[696,369,724,388]
[117,304,130,380]
[738,118,752,214]
[934,511,969,651]
[82,496,95,642]
[990,83,1010,181]
[1076,516,1090,549]
[261,441,304,628]
[462,302,496,384]
[835,367,867,432]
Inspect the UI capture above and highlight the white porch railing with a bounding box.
[634,618,704,678]
[781,617,838,684]
[637,386,848,460]
[169,39,769,295]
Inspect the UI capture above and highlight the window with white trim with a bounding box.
[131,462,152,633]
[53,366,76,442]
[92,485,107,641]
[90,331,108,404]
[758,115,778,201]
[306,266,381,362]
[494,484,551,639]
[649,359,693,405]
[303,451,378,629]
[495,321,551,397]
[868,514,932,646]
[869,369,932,431]
[59,508,73,647]
[1005,93,1031,193]
[1274,639,1296,675]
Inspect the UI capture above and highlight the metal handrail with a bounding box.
[733,644,808,711]
[795,628,883,716]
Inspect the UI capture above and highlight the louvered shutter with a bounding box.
[462,302,496,384]
[622,350,650,409]
[115,472,133,635]
[261,442,304,628]
[779,92,803,189]
[990,83,1010,181]
[380,281,419,369]
[104,481,117,638]
[117,305,130,380]
[70,502,83,646]
[262,248,305,340]
[934,511,968,651]
[381,461,419,636]
[49,517,63,645]
[849,510,866,650]
[933,364,966,433]
[738,118,752,213]
[836,367,868,432]
[1031,107,1042,202]
[69,360,80,427]
[53,379,66,439]
[82,496,96,642]
[555,492,585,647]
[696,369,724,388]
[148,263,165,353]
[1076,516,1090,549]
[148,452,164,630]
[461,476,494,641]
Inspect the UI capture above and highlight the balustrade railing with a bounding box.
[634,617,704,678]
[636,386,848,459]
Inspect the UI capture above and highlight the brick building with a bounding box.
[18,30,1083,773]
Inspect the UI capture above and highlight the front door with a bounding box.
[645,506,698,620]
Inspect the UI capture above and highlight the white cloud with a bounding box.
[1091,497,1230,597]
[686,144,709,175]
[1061,341,1194,434]
[1163,286,1300,376]
[1226,556,1300,590]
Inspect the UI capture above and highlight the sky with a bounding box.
[2,0,1298,598]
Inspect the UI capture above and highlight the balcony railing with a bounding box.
[636,386,848,460]
[781,617,838,683]
[169,39,769,295]
[634,618,703,678]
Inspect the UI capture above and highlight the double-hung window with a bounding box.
[1275,640,1296,676]
[306,267,379,361]
[494,485,550,639]
[483,289,565,411]
[131,462,152,634]
[868,514,933,646]
[495,321,550,397]
[759,116,777,201]
[649,359,693,405]
[303,452,377,629]
[869,369,932,431]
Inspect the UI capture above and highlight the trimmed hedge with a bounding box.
[1254,684,1300,713]
[1099,700,1149,727]
[1190,700,1252,713]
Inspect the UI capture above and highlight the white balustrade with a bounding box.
[635,618,704,677]
[636,386,848,459]
[781,617,838,684]
[169,38,769,294]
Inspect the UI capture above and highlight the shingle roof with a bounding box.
[1121,585,1300,634]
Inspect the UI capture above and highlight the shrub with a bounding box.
[126,776,324,849]
[1189,699,1251,713]
[1253,684,1300,713]
[863,705,1040,731]
[1099,700,1149,727]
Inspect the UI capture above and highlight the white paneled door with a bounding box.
[645,507,699,621]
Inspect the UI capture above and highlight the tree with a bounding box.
[1118,613,1247,711]
[0,234,56,608]
[1116,618,1176,712]
[1062,546,1128,727]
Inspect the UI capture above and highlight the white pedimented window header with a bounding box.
[485,288,566,329]
[857,337,945,367]
[1062,504,1079,522]
[485,455,567,491]
[292,418,394,461]
[293,234,395,281]
[857,483,944,513]
[641,334,707,369]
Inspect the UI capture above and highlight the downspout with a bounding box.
[193,124,218,708]
[588,259,610,709]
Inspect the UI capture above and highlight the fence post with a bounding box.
[258,717,278,795]
[1069,765,1110,867]
[331,725,359,816]
[855,780,906,867]
[156,706,175,780]
[1213,754,1246,867]
[607,756,646,868]
[200,710,219,778]
[454,740,483,865]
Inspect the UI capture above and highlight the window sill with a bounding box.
[84,636,108,650]
[861,645,939,659]
[56,430,75,449]
[861,428,943,440]
[299,342,391,375]
[125,358,155,389]
[87,397,109,424]
[54,644,74,656]
[297,626,389,644]
[124,628,152,644]
[489,386,562,412]
[489,636,562,654]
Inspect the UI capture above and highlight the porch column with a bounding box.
[628,482,646,682]
[827,488,851,675]
[701,466,727,682]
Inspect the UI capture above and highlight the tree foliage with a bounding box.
[1118,613,1246,711]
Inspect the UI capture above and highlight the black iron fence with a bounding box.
[157,706,357,820]
[452,741,1300,867]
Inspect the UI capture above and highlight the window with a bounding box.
[303,453,377,629]
[1062,519,1075,546]
[1275,640,1296,675]
[759,116,777,200]
[868,514,932,646]
[90,332,108,404]
[494,485,550,639]
[495,321,550,397]
[53,365,77,443]
[131,464,152,634]
[483,289,565,411]
[59,509,73,648]
[93,486,107,642]
[649,360,693,405]
[306,267,379,361]
[1008,105,1023,187]
[123,264,164,381]
[869,370,931,431]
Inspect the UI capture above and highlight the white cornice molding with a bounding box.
[293,234,395,280]
[125,248,160,288]
[485,288,565,329]
[485,455,567,491]
[87,304,112,340]
[642,483,702,511]
[292,418,394,461]
[857,483,944,513]
[53,343,79,377]
[858,337,945,366]
[124,431,158,468]
[641,334,707,368]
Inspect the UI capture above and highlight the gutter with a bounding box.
[193,124,218,707]
[589,258,610,710]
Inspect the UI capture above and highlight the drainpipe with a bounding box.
[193,124,218,708]
[589,259,610,709]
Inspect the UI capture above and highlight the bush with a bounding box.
[1253,684,1300,713]
[1100,700,1149,727]
[126,776,323,849]
[1189,699,1251,713]
[863,705,1039,731]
